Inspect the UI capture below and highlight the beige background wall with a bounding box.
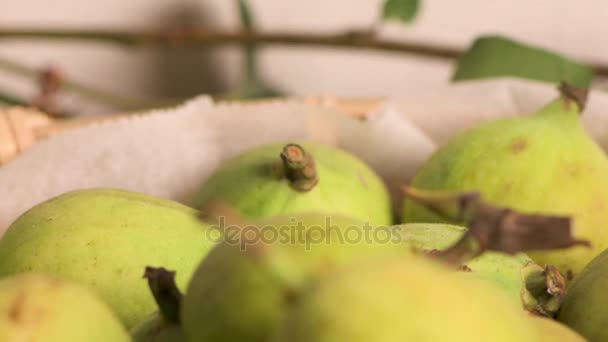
[0,0,606,113]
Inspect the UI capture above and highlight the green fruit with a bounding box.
[181,213,409,342]
[403,87,608,274]
[531,317,586,342]
[397,223,532,303]
[0,188,216,328]
[131,313,183,342]
[557,248,608,341]
[0,273,130,342]
[193,142,392,225]
[276,256,540,342]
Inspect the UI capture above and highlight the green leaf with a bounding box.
[452,35,594,87]
[382,0,420,24]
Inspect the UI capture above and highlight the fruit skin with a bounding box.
[192,141,393,225]
[403,94,608,274]
[181,213,409,342]
[276,256,540,342]
[557,248,608,341]
[0,273,130,342]
[0,188,216,328]
[182,214,539,342]
[397,223,531,303]
[131,313,184,342]
[531,316,586,342]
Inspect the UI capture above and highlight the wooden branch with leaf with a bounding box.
[0,0,602,114]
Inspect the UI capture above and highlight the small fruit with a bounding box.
[0,273,130,342]
[181,205,567,341]
[557,248,608,341]
[403,85,608,274]
[181,213,408,342]
[192,142,393,225]
[276,256,540,342]
[0,188,216,328]
[531,316,585,342]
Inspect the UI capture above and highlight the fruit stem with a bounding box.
[280,143,319,192]
[402,186,590,267]
[558,82,589,112]
[521,262,567,317]
[143,266,183,324]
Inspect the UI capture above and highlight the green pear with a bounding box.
[192,142,393,225]
[531,317,586,342]
[0,273,130,342]
[557,248,608,341]
[276,256,541,342]
[181,210,559,341]
[0,188,217,328]
[181,213,408,342]
[403,85,608,274]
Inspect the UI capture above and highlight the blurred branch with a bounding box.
[0,28,461,59]
[1,28,607,109]
[0,55,180,111]
[2,28,607,76]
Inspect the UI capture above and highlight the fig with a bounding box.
[276,256,541,342]
[0,188,216,328]
[131,267,185,342]
[192,142,393,225]
[556,248,608,341]
[531,317,586,342]
[0,273,130,342]
[403,84,607,274]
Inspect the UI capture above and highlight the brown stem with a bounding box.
[143,266,183,324]
[402,185,590,267]
[280,144,318,192]
[521,262,567,317]
[558,82,589,111]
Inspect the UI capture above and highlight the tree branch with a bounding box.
[0,55,181,111]
[0,29,461,59]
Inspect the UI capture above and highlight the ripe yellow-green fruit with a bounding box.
[192,142,393,225]
[0,273,130,342]
[0,188,216,328]
[557,248,608,341]
[181,213,408,342]
[531,317,585,342]
[276,256,541,342]
[403,86,608,274]
[181,210,553,342]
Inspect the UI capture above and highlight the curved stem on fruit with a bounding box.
[402,185,590,267]
[521,262,567,317]
[281,144,319,192]
[558,82,589,112]
[143,266,183,324]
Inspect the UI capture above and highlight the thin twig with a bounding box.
[0,55,180,110]
[0,29,462,59]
